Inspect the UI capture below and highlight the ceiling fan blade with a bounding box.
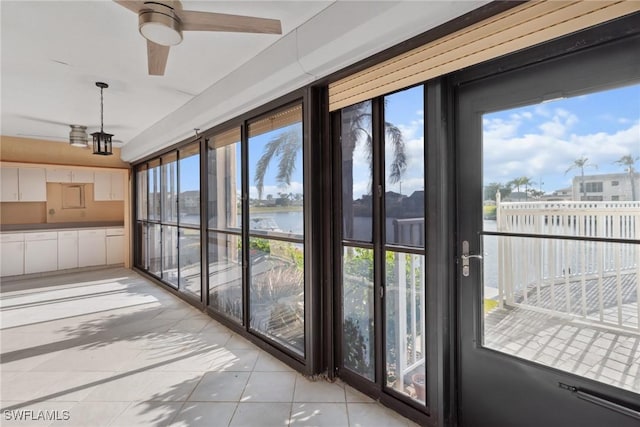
[147,40,170,76]
[177,10,282,34]
[17,133,67,141]
[113,0,145,14]
[17,115,68,126]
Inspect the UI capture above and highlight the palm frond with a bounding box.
[254,137,281,200]
[254,127,303,199]
[386,122,405,183]
[276,130,300,186]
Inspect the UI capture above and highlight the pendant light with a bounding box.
[69,125,88,147]
[92,82,114,155]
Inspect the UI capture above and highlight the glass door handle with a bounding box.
[461,240,482,277]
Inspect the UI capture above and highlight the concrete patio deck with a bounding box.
[484,303,640,394]
[0,268,418,427]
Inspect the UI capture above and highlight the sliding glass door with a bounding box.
[248,105,305,356]
[337,85,427,408]
[207,127,243,323]
[134,143,202,301]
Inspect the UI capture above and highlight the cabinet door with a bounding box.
[19,168,47,201]
[110,173,124,200]
[106,235,124,264]
[1,241,24,276]
[78,229,106,266]
[58,231,79,270]
[1,167,19,202]
[72,170,94,183]
[93,172,112,201]
[25,239,58,274]
[46,169,72,183]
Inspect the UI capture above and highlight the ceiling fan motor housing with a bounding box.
[138,2,183,46]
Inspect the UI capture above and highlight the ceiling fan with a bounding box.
[114,1,283,76]
[16,117,124,147]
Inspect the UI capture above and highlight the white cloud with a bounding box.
[483,110,639,192]
[537,108,578,138]
[352,179,372,199]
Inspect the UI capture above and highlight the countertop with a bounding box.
[1,222,124,232]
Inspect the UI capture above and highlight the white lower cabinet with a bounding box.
[58,230,79,270]
[78,229,107,267]
[24,232,58,274]
[106,228,124,264]
[1,233,24,277]
[2,226,123,275]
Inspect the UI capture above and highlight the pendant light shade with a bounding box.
[69,125,88,147]
[92,82,114,156]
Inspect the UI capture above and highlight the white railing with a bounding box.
[393,218,425,247]
[392,252,426,392]
[495,196,640,332]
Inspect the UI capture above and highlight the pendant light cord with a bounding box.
[100,87,104,133]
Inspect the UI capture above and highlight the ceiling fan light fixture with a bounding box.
[69,125,88,147]
[139,10,183,46]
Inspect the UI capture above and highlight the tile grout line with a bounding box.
[289,374,298,426]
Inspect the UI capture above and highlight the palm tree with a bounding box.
[507,176,535,200]
[254,126,301,200]
[565,156,597,200]
[339,101,405,238]
[483,182,511,201]
[614,154,639,201]
[254,101,406,237]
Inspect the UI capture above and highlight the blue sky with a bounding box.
[483,83,640,193]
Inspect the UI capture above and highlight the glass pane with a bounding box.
[148,223,161,277]
[136,221,147,269]
[385,251,426,404]
[208,232,243,323]
[482,83,640,236]
[384,86,425,247]
[482,83,640,394]
[179,227,201,298]
[162,225,179,287]
[162,152,178,224]
[208,128,241,232]
[342,246,375,380]
[483,235,639,394]
[250,237,304,355]
[179,143,200,226]
[137,165,147,220]
[341,101,372,242]
[148,159,161,221]
[248,105,304,239]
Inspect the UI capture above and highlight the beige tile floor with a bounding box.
[1,268,419,427]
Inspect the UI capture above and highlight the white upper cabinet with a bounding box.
[18,168,47,201]
[72,170,94,183]
[110,172,124,200]
[46,168,93,183]
[1,167,19,201]
[94,171,124,201]
[46,169,72,183]
[1,167,46,202]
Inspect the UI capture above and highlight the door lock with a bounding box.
[461,240,483,277]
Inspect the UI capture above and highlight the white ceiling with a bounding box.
[1,1,488,162]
